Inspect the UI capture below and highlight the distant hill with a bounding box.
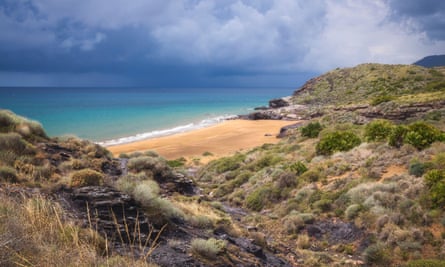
[414,55,445,67]
[290,63,445,106]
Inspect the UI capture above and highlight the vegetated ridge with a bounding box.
[1,62,445,266]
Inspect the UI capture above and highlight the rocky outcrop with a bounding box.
[269,98,290,108]
[333,100,445,121]
[53,185,292,267]
[60,186,155,244]
[242,104,308,121]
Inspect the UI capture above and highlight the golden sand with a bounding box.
[107,119,294,161]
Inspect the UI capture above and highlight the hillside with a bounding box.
[415,55,445,68]
[291,63,445,106]
[1,63,445,266]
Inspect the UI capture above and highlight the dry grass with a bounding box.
[0,192,156,267]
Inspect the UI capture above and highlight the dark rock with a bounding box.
[254,106,269,110]
[269,98,290,109]
[277,122,304,138]
[67,186,155,244]
[228,237,266,259]
[247,111,283,120]
[308,219,363,245]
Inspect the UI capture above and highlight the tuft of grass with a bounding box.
[132,180,161,206]
[0,194,155,266]
[0,109,48,140]
[190,238,227,260]
[282,214,305,234]
[296,234,311,249]
[0,166,18,183]
[362,243,390,266]
[127,156,172,178]
[70,169,104,187]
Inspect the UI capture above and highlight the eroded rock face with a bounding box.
[333,100,445,121]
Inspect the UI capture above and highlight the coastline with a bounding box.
[106,119,295,161]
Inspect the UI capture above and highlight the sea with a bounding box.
[0,87,294,145]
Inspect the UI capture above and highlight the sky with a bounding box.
[0,0,444,87]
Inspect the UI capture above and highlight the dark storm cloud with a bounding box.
[387,0,445,40]
[0,0,444,87]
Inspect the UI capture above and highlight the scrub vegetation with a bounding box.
[1,63,445,266]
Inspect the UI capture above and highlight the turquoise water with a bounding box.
[0,87,293,144]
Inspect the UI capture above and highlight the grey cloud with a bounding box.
[0,0,444,87]
[387,0,445,40]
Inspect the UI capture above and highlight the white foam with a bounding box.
[97,114,238,147]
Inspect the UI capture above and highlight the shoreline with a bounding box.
[106,119,295,161]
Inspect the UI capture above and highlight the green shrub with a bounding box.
[0,166,18,183]
[167,157,186,168]
[424,169,445,208]
[432,153,445,170]
[364,119,394,142]
[362,244,390,266]
[202,151,213,156]
[406,259,445,267]
[313,199,332,212]
[409,161,429,177]
[301,122,324,138]
[250,154,283,171]
[389,125,408,148]
[276,172,298,188]
[127,156,171,178]
[316,131,361,155]
[300,169,322,183]
[345,204,362,220]
[70,169,104,187]
[246,186,271,211]
[289,161,308,176]
[190,238,226,259]
[132,180,160,206]
[189,215,213,229]
[212,154,246,174]
[282,214,305,234]
[149,197,184,220]
[404,122,443,150]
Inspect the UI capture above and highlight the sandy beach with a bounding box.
[107,119,295,161]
